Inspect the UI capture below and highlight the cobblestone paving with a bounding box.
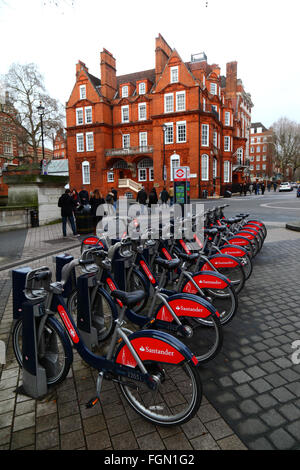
[198,236,300,450]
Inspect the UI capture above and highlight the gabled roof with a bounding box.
[116,69,156,87]
[87,72,101,89]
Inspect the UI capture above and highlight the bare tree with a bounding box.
[271,117,300,179]
[1,62,64,163]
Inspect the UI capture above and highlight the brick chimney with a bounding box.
[226,61,237,94]
[76,60,88,77]
[155,34,173,82]
[100,49,117,100]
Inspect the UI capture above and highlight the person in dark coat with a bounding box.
[136,186,148,214]
[90,189,105,232]
[79,186,89,206]
[160,187,169,205]
[58,189,79,237]
[261,183,265,195]
[148,188,158,210]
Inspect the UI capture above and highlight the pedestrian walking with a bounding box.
[256,183,260,195]
[253,182,257,195]
[273,182,277,192]
[136,186,148,214]
[243,183,248,196]
[58,189,79,237]
[239,183,243,196]
[249,183,253,194]
[90,189,105,233]
[160,187,169,206]
[148,188,158,211]
[111,187,118,208]
[267,182,271,192]
[261,183,265,195]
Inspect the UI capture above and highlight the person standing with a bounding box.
[253,182,257,195]
[136,186,148,214]
[261,183,265,195]
[267,182,271,192]
[243,183,248,196]
[249,183,253,195]
[111,187,118,208]
[273,182,277,192]
[58,189,79,237]
[90,189,105,233]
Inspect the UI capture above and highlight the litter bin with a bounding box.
[30,209,39,227]
[202,190,208,199]
[75,212,94,235]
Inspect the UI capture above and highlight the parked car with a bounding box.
[279,182,293,192]
[291,182,298,188]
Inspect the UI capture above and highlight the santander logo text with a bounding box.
[139,345,174,357]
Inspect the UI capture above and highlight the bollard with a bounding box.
[53,254,76,299]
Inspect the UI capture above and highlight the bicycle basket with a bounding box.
[24,267,52,300]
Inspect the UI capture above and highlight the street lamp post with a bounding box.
[162,124,167,183]
[37,101,45,170]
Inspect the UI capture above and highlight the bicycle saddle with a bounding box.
[175,251,199,262]
[154,257,181,270]
[204,228,218,235]
[111,289,146,308]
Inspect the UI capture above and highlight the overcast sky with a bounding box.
[0,0,299,128]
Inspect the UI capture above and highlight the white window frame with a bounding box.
[79,85,86,100]
[256,164,260,170]
[164,123,174,144]
[122,134,130,149]
[76,133,84,152]
[210,83,217,95]
[121,105,129,123]
[82,160,90,184]
[107,171,114,182]
[224,136,230,152]
[262,164,266,170]
[122,86,128,98]
[263,155,267,161]
[138,103,147,121]
[139,82,146,95]
[86,132,94,152]
[176,91,186,111]
[76,108,83,125]
[176,121,186,143]
[213,131,218,147]
[164,93,174,113]
[138,168,147,182]
[224,161,230,183]
[201,124,209,147]
[201,154,209,181]
[170,153,180,181]
[213,158,217,178]
[237,147,243,164]
[149,167,154,181]
[170,66,179,83]
[85,106,92,124]
[139,132,147,147]
[224,111,231,126]
[203,97,206,111]
[257,146,261,152]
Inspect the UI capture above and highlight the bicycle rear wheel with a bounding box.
[215,263,246,294]
[12,317,72,386]
[119,360,202,426]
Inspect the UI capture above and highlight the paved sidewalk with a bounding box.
[0,222,300,450]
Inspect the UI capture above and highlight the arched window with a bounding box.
[113,160,129,169]
[170,153,180,181]
[82,161,90,185]
[138,158,153,182]
[201,154,209,181]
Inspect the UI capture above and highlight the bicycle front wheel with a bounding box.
[12,317,72,386]
[119,361,202,426]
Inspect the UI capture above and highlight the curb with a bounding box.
[0,242,81,272]
[286,222,300,232]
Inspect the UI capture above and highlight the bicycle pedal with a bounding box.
[86,396,99,409]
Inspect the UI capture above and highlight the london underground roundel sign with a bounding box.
[174,167,188,181]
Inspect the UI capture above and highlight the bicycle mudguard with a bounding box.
[224,235,253,247]
[181,271,231,293]
[81,236,107,253]
[114,329,198,367]
[236,230,256,240]
[246,220,264,227]
[243,224,261,232]
[200,254,241,271]
[154,293,219,322]
[218,245,248,258]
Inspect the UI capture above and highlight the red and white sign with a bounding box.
[173,167,190,181]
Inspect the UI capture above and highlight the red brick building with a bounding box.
[66,34,253,199]
[53,130,67,159]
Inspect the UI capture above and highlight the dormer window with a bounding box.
[170,66,179,83]
[79,85,86,100]
[139,82,146,95]
[122,86,128,98]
